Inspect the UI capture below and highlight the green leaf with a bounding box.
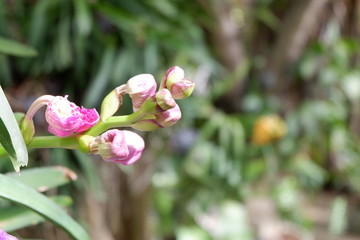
[73,0,92,36]
[0,119,16,160]
[0,174,90,240]
[0,196,73,232]
[6,166,77,192]
[0,36,38,57]
[0,86,28,172]
[94,3,138,33]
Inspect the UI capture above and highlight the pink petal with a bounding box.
[0,229,19,240]
[75,107,100,132]
[44,96,99,137]
[114,130,145,165]
[47,125,75,137]
[98,130,129,162]
[156,104,181,127]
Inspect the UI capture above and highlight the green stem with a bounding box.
[0,136,78,158]
[263,143,279,186]
[27,136,78,149]
[86,109,149,136]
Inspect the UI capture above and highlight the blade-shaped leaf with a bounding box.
[0,174,90,240]
[0,118,16,160]
[0,86,28,172]
[0,196,73,232]
[6,166,77,192]
[0,36,38,57]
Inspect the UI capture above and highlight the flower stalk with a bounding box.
[1,66,195,167]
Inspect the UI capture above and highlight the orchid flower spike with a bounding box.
[90,130,145,165]
[161,66,195,99]
[127,74,157,111]
[0,229,19,240]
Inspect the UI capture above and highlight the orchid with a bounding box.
[24,95,99,137]
[3,66,194,167]
[45,96,99,137]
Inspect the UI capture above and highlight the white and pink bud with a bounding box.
[161,66,185,89]
[100,85,127,121]
[155,88,176,111]
[127,74,157,111]
[156,104,181,127]
[161,66,195,99]
[132,104,181,131]
[90,130,145,165]
[45,96,99,137]
[169,79,195,99]
[26,95,99,137]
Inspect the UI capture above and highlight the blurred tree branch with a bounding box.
[197,0,249,112]
[266,0,332,110]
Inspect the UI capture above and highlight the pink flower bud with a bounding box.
[91,130,145,165]
[161,66,195,99]
[100,85,127,120]
[0,229,18,240]
[169,79,195,99]
[131,104,182,131]
[155,89,176,111]
[20,115,35,144]
[45,96,99,137]
[161,66,185,89]
[156,104,181,127]
[127,74,157,111]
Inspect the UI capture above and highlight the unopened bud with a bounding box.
[127,74,157,111]
[90,130,145,165]
[100,85,127,120]
[161,66,185,89]
[169,79,195,99]
[161,66,195,99]
[156,104,182,127]
[156,89,176,111]
[20,116,35,144]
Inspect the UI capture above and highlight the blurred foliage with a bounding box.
[1,0,360,239]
